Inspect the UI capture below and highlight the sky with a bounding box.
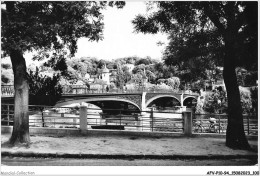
[2,1,168,66]
[74,1,168,61]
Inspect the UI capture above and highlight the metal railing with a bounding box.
[193,113,258,135]
[61,85,198,95]
[1,104,184,133]
[1,104,80,129]
[1,85,199,96]
[1,85,15,96]
[1,104,14,126]
[87,108,184,132]
[2,103,257,136]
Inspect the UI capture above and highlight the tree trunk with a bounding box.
[9,49,30,145]
[223,40,250,150]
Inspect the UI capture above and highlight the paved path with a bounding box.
[2,157,257,166]
[1,134,257,161]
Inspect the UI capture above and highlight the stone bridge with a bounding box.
[56,92,199,111]
[1,85,199,111]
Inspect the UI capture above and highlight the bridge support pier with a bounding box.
[80,105,88,133]
[141,92,147,112]
[182,111,192,136]
[180,93,184,107]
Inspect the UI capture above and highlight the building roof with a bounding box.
[102,64,109,73]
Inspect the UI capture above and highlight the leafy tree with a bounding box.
[2,63,12,69]
[1,1,125,145]
[113,56,140,65]
[132,64,146,74]
[239,87,252,114]
[152,63,178,83]
[28,67,62,106]
[64,57,94,84]
[93,79,107,92]
[132,73,146,91]
[28,67,63,127]
[135,57,152,65]
[145,70,156,83]
[163,30,224,83]
[154,82,172,92]
[133,1,257,149]
[107,62,117,69]
[250,87,258,115]
[236,67,247,86]
[115,64,125,90]
[122,66,132,83]
[109,82,116,90]
[97,59,108,69]
[195,97,205,114]
[244,71,258,87]
[236,68,258,87]
[204,87,253,115]
[166,77,180,91]
[1,63,13,84]
[126,57,136,64]
[204,89,228,114]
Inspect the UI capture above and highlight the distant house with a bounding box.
[80,64,112,86]
[100,64,110,84]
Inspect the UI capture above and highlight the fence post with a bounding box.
[247,115,250,135]
[7,105,10,126]
[135,114,141,131]
[73,117,77,127]
[42,109,45,127]
[180,93,184,107]
[218,115,221,134]
[80,105,88,133]
[119,110,122,126]
[182,111,192,136]
[150,108,154,132]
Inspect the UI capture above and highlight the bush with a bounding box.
[109,82,116,89]
[239,86,252,114]
[203,89,228,114]
[166,77,180,91]
[250,86,258,115]
[195,97,205,114]
[28,67,63,106]
[203,87,254,114]
[153,83,172,91]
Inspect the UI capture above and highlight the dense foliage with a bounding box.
[132,1,257,149]
[28,68,62,106]
[203,89,228,114]
[1,63,13,84]
[1,1,125,145]
[239,87,252,114]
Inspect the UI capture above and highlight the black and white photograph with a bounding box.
[1,1,258,175]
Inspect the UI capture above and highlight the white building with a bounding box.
[100,64,110,84]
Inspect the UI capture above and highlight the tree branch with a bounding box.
[202,3,226,33]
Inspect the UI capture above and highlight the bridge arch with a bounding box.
[183,96,198,108]
[145,95,181,108]
[55,97,141,111]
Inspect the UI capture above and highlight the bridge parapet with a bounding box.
[61,84,190,95]
[1,85,200,96]
[2,85,199,110]
[1,85,14,97]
